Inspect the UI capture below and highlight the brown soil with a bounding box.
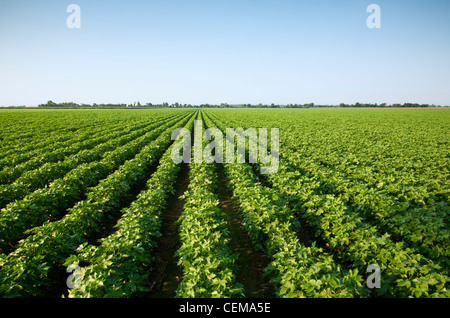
[216,163,275,298]
[146,162,189,297]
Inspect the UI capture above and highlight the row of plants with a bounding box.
[267,165,449,297]
[175,116,244,298]
[281,151,449,271]
[221,108,449,275]
[0,109,143,166]
[0,121,119,172]
[0,110,108,159]
[203,112,367,297]
[64,114,196,297]
[0,117,176,209]
[0,120,133,182]
[209,108,448,210]
[221,113,449,298]
[206,110,449,298]
[274,110,449,256]
[0,111,196,297]
[0,115,169,185]
[0,113,188,252]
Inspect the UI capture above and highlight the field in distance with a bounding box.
[0,107,448,298]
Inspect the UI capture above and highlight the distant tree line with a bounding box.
[338,102,437,108]
[35,100,444,109]
[38,101,129,108]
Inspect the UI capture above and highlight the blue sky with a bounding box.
[1,0,449,106]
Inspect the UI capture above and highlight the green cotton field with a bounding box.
[0,108,448,298]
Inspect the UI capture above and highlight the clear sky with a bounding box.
[1,0,449,106]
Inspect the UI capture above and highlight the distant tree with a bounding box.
[38,100,58,107]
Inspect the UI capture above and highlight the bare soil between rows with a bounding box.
[216,163,275,298]
[146,162,189,297]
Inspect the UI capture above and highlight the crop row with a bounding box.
[251,110,448,258]
[222,109,449,272]
[267,165,449,297]
[0,112,188,252]
[0,114,172,184]
[175,116,243,298]
[0,111,195,297]
[203,112,367,297]
[0,119,128,174]
[207,110,449,298]
[0,111,106,158]
[0,117,176,209]
[0,110,137,163]
[281,151,449,270]
[64,114,196,297]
